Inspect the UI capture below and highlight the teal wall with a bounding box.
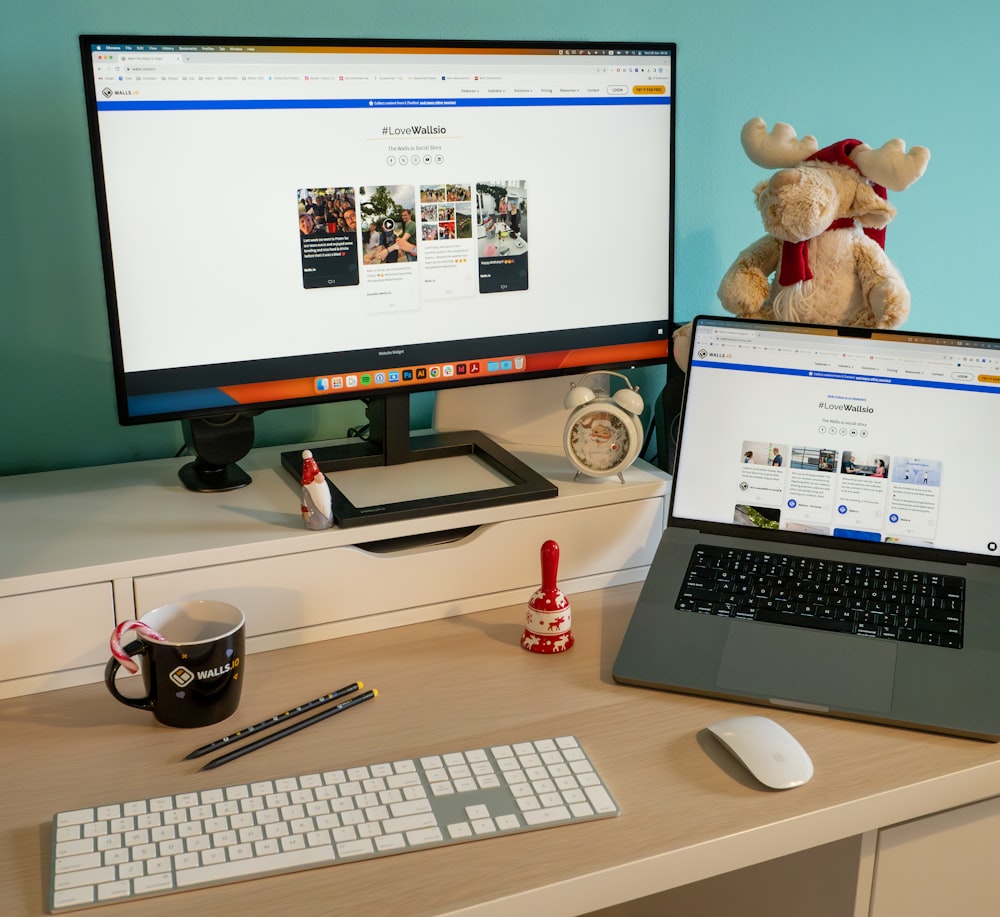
[1,0,993,476]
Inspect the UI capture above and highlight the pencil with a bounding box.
[184,681,364,760]
[200,688,379,771]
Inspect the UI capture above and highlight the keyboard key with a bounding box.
[523,806,571,825]
[584,785,618,814]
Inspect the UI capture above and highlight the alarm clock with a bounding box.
[563,371,644,482]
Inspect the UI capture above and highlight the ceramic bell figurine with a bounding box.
[521,540,574,653]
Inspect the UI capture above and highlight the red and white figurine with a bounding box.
[522,540,574,654]
[300,449,333,530]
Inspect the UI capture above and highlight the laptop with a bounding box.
[613,315,1000,740]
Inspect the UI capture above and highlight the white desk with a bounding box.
[0,443,668,700]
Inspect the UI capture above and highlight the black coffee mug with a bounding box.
[105,600,245,728]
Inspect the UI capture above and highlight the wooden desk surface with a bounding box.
[4,584,1000,917]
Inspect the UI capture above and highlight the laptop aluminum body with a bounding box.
[613,316,1000,740]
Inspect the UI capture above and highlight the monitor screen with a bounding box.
[79,36,675,519]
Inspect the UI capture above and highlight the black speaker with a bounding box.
[651,365,685,476]
[178,414,255,492]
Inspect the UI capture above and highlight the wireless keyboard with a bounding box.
[50,735,618,912]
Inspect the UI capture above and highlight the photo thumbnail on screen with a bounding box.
[359,184,418,266]
[477,180,528,294]
[298,186,360,289]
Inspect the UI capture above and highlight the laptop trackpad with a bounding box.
[716,622,896,713]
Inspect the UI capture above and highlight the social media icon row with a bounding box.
[386,154,445,166]
[818,425,869,438]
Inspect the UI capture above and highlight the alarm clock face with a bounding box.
[564,404,639,476]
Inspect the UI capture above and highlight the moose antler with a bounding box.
[851,139,930,192]
[740,117,819,168]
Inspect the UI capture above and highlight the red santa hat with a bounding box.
[301,449,323,486]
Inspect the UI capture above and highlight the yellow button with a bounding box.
[978,374,1000,384]
[632,84,666,95]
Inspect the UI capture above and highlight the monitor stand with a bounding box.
[279,391,557,528]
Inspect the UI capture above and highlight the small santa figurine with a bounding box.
[300,450,333,530]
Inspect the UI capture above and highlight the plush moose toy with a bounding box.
[673,117,930,370]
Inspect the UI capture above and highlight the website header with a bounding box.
[87,43,673,104]
[692,322,1000,393]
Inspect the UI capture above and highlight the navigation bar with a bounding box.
[88,46,672,104]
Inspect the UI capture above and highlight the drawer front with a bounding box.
[133,498,662,640]
[0,583,115,683]
[869,797,1000,917]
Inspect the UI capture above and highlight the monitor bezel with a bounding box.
[79,33,676,428]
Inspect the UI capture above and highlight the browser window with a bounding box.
[673,320,1000,557]
[86,42,674,375]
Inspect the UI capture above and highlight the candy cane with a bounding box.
[110,621,167,674]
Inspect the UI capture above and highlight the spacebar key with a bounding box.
[754,608,853,633]
[175,845,335,888]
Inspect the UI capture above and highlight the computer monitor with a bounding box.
[79,35,676,525]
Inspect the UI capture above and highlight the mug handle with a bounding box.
[104,639,156,710]
[111,620,166,674]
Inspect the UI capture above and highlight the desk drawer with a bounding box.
[0,583,114,693]
[132,497,662,648]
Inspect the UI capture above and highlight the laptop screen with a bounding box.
[671,316,1000,562]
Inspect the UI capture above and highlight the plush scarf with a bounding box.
[777,140,888,287]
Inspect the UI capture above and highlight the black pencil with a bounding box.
[200,688,379,771]
[184,681,364,760]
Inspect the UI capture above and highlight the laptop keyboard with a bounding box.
[677,544,965,648]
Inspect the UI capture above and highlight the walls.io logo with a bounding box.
[169,666,195,688]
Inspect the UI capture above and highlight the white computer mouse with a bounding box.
[706,715,814,790]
